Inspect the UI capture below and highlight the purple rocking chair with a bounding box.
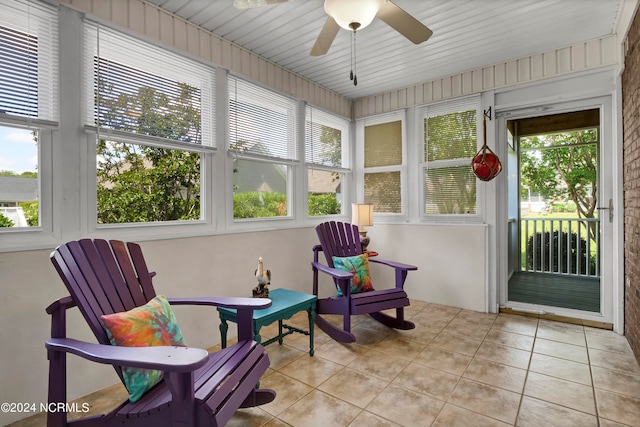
[45,239,275,427]
[312,221,418,343]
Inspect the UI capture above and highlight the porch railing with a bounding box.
[521,217,600,277]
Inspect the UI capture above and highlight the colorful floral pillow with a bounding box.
[332,254,374,296]
[101,294,186,402]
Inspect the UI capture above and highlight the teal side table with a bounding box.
[217,288,317,356]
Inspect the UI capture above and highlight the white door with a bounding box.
[496,96,618,328]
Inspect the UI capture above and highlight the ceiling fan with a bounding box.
[233,0,433,56]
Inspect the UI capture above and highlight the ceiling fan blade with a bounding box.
[310,17,340,56]
[376,0,433,44]
[233,0,291,10]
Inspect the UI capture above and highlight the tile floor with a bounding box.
[11,300,640,427]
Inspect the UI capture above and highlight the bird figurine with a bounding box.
[253,256,271,298]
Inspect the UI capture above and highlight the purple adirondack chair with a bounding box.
[45,239,275,427]
[312,221,418,343]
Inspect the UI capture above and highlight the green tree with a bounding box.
[520,130,597,219]
[0,212,13,227]
[19,201,38,226]
[520,129,598,239]
[96,73,202,224]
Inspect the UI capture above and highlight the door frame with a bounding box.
[496,95,621,329]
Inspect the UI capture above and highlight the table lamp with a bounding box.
[351,203,374,252]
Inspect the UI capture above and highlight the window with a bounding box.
[306,106,350,216]
[420,96,480,216]
[229,76,298,220]
[0,0,57,231]
[361,113,405,214]
[85,24,215,225]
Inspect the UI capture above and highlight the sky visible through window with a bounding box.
[0,126,37,174]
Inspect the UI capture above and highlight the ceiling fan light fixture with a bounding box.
[324,0,384,31]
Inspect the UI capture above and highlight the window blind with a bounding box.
[84,23,214,146]
[305,105,350,169]
[364,121,402,167]
[0,0,57,121]
[229,76,298,161]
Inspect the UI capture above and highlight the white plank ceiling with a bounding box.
[146,0,623,99]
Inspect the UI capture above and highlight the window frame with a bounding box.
[83,21,217,233]
[0,0,58,249]
[418,95,484,222]
[356,110,408,221]
[305,104,352,218]
[227,75,300,224]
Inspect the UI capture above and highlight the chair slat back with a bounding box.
[50,239,157,345]
[315,221,362,267]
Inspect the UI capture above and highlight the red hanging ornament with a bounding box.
[472,108,502,182]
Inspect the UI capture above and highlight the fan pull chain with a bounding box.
[348,23,360,86]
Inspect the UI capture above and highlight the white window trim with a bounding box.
[356,110,408,222]
[417,95,485,223]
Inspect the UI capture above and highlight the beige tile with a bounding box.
[278,390,361,427]
[536,327,586,346]
[475,341,532,369]
[366,384,445,427]
[592,366,640,398]
[368,335,427,361]
[348,410,401,427]
[449,378,520,424]
[533,338,589,363]
[354,315,398,334]
[524,372,596,415]
[598,418,636,427]
[410,311,455,330]
[528,353,592,386]
[392,324,441,344]
[432,404,511,427]
[516,396,598,427]
[277,354,344,387]
[313,339,368,365]
[317,367,388,408]
[264,418,293,427]
[538,318,585,333]
[484,329,535,351]
[443,318,492,341]
[259,371,313,416]
[227,406,273,427]
[392,362,460,401]
[350,325,390,346]
[586,334,634,355]
[414,345,473,376]
[492,313,539,336]
[589,348,640,374]
[595,388,640,427]
[463,358,527,393]
[429,331,483,357]
[454,310,498,327]
[346,349,411,382]
[264,343,307,369]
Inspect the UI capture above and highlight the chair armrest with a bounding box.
[46,338,208,373]
[46,296,76,314]
[311,261,353,280]
[167,296,271,310]
[368,258,418,271]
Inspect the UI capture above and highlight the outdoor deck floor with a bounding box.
[508,271,600,312]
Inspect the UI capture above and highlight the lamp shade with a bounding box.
[324,0,384,31]
[351,203,374,227]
